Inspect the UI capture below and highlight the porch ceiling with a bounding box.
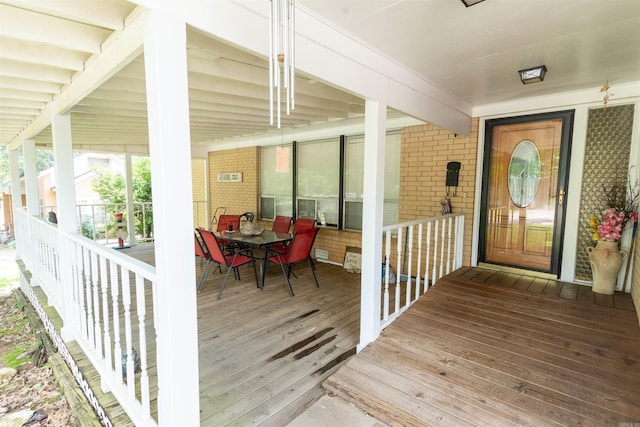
[1,0,639,153]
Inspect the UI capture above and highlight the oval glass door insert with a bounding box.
[508,139,541,207]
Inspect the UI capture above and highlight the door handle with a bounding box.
[558,189,566,206]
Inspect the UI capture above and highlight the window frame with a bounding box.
[259,130,400,231]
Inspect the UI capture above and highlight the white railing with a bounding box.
[25,212,159,426]
[31,216,63,314]
[14,208,31,271]
[381,213,465,328]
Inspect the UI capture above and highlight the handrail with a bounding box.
[23,209,159,426]
[64,232,158,425]
[380,213,465,329]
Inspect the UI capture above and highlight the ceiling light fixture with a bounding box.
[460,0,485,7]
[518,65,547,84]
[269,0,295,128]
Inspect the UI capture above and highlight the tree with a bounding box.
[90,165,126,204]
[0,146,53,185]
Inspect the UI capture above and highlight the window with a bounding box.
[260,196,276,220]
[343,132,400,230]
[297,198,317,219]
[88,157,110,168]
[259,132,400,230]
[296,138,340,227]
[260,144,293,219]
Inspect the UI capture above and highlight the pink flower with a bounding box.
[594,208,627,241]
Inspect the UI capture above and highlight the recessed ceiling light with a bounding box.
[461,0,485,7]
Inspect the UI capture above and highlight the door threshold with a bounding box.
[477,262,558,280]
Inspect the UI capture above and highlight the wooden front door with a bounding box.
[479,111,574,275]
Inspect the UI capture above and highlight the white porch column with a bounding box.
[143,8,200,426]
[23,139,39,217]
[9,147,23,258]
[124,154,137,246]
[358,99,387,352]
[52,114,79,340]
[22,140,39,275]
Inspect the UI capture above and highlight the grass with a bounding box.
[2,343,32,369]
[0,312,28,338]
[0,245,19,289]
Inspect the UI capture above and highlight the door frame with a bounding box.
[478,110,575,276]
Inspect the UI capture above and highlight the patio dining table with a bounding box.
[214,230,292,288]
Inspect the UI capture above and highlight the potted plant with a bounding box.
[587,183,638,294]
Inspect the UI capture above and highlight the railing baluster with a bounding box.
[439,218,446,279]
[100,255,111,390]
[446,216,452,274]
[135,273,151,419]
[454,215,464,269]
[406,225,414,307]
[383,230,391,321]
[395,226,402,315]
[84,247,94,344]
[76,244,88,340]
[112,263,122,381]
[425,221,431,292]
[416,224,422,296]
[121,267,135,400]
[91,251,102,354]
[432,220,439,285]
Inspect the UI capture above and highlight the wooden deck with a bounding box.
[324,266,640,427]
[124,244,362,426]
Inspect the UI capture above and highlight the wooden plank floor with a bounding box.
[324,266,640,427]
[124,244,362,426]
[197,261,361,426]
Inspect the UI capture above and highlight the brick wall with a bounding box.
[399,119,479,266]
[208,147,259,218]
[191,159,208,228]
[206,119,480,266]
[313,228,363,265]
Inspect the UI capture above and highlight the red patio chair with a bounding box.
[216,214,241,232]
[292,217,316,233]
[197,228,258,299]
[290,217,318,271]
[272,215,293,233]
[264,227,319,296]
[269,216,293,253]
[216,214,242,252]
[194,232,221,290]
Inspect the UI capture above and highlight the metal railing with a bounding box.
[42,202,154,245]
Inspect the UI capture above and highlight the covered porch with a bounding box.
[21,242,362,425]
